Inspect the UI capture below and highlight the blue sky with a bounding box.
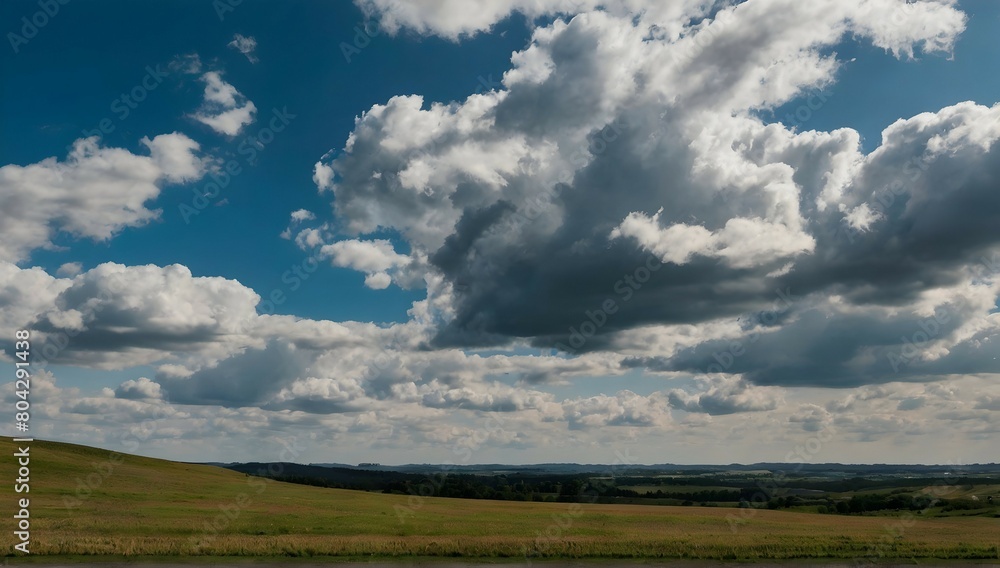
[1,0,999,464]
[2,0,534,324]
[772,0,1000,150]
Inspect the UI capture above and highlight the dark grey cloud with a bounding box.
[628,302,1000,388]
[23,263,259,369]
[157,341,307,407]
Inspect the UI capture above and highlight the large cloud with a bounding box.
[16,262,261,369]
[0,134,207,263]
[311,0,996,394]
[355,0,964,54]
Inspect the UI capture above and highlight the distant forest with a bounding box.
[221,461,998,515]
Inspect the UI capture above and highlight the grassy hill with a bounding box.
[1,437,999,560]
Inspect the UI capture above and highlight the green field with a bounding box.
[2,437,999,561]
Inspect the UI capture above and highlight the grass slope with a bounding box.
[2,437,999,560]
